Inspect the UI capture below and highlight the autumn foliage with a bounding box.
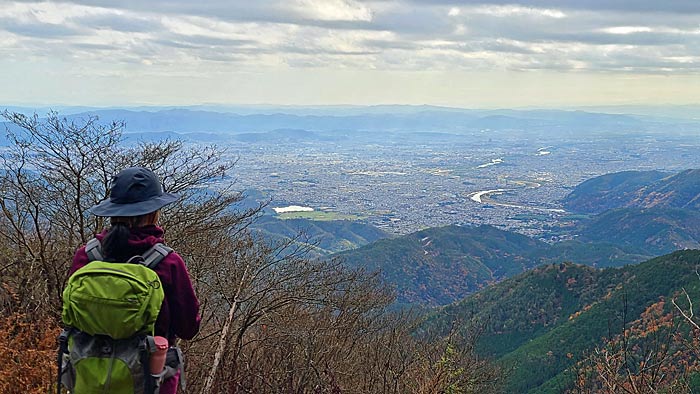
[0,284,59,394]
[0,313,58,393]
[570,298,700,393]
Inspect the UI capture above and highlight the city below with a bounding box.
[224,124,700,238]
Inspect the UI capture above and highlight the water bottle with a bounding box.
[149,336,169,374]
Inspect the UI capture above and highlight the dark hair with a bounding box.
[101,211,159,262]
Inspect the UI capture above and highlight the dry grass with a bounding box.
[0,312,59,394]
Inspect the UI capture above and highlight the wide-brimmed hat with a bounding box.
[89,167,179,217]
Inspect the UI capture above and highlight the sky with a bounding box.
[1,0,699,108]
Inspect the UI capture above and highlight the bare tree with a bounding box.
[0,111,258,314]
[183,227,502,393]
[0,111,121,311]
[0,111,502,394]
[570,299,697,394]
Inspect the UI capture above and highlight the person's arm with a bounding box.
[166,253,201,340]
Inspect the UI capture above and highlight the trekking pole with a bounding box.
[56,330,69,394]
[200,263,249,394]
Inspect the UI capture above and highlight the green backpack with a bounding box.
[58,239,172,394]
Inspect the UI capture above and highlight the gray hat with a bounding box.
[89,167,179,217]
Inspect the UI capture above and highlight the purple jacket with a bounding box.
[70,225,201,343]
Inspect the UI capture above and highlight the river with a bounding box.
[468,182,566,213]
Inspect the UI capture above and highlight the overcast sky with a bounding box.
[1,0,699,107]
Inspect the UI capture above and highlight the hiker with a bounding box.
[66,166,201,393]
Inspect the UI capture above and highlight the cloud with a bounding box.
[0,0,698,77]
[290,0,373,22]
[388,0,700,14]
[159,34,254,49]
[78,13,160,33]
[0,18,84,37]
[12,0,376,26]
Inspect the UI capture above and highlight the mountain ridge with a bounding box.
[336,224,654,306]
[4,107,697,139]
[427,249,700,393]
[563,169,700,213]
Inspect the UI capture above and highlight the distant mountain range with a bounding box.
[4,103,700,119]
[80,108,700,137]
[424,249,700,393]
[3,106,700,144]
[77,108,649,135]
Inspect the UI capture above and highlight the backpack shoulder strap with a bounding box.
[85,238,103,262]
[87,238,172,269]
[139,243,173,269]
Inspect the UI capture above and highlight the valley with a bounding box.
[223,122,700,238]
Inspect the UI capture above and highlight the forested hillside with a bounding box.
[337,225,547,305]
[576,207,700,254]
[563,169,700,213]
[337,224,653,305]
[250,215,389,256]
[427,250,700,393]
